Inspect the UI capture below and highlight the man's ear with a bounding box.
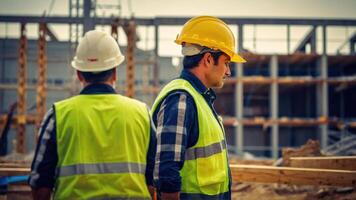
[202,52,213,67]
[77,70,84,82]
[112,68,117,81]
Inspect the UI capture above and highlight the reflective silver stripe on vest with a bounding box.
[58,162,146,177]
[185,140,226,160]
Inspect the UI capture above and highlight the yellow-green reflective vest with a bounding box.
[151,79,229,197]
[54,94,151,200]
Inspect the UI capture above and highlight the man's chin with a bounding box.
[212,82,224,89]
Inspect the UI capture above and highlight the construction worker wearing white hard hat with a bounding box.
[30,30,156,199]
[151,16,246,199]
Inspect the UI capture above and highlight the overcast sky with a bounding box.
[1,0,356,55]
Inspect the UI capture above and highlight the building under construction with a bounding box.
[1,0,356,199]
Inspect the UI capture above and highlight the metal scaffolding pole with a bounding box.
[270,55,279,159]
[323,25,327,55]
[235,24,244,156]
[317,26,329,149]
[235,63,244,156]
[111,22,119,90]
[123,20,136,98]
[2,16,356,26]
[36,23,47,133]
[153,20,160,89]
[69,0,81,96]
[351,35,356,54]
[17,23,27,153]
[287,25,291,55]
[83,0,94,33]
[111,22,119,42]
[238,24,244,53]
[318,55,328,149]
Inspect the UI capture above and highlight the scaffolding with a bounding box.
[0,11,356,157]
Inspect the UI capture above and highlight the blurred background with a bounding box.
[0,1,356,199]
[1,0,355,158]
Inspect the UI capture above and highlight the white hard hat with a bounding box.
[71,30,125,72]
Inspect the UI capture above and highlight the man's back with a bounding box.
[54,93,151,199]
[30,30,156,200]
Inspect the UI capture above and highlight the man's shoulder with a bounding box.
[53,95,78,107]
[118,94,148,109]
[164,89,194,101]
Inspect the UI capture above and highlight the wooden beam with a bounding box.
[290,156,356,171]
[0,167,30,176]
[0,163,30,168]
[2,165,356,187]
[222,117,328,127]
[230,164,356,187]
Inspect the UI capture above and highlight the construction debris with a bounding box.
[232,139,356,200]
[282,139,323,166]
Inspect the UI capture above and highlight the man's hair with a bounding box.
[78,68,115,83]
[183,51,224,69]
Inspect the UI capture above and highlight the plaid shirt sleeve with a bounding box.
[152,91,198,193]
[145,106,157,186]
[28,107,58,189]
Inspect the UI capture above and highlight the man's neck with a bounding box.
[82,80,114,88]
[188,68,209,89]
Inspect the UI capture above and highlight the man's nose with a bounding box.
[225,65,231,77]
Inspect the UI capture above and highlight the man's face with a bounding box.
[206,53,231,88]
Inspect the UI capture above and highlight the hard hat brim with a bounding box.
[231,54,247,63]
[71,55,125,72]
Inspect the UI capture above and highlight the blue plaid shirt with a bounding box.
[152,70,231,194]
[29,83,156,188]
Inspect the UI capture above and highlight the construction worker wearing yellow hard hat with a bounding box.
[150,16,246,199]
[29,30,156,199]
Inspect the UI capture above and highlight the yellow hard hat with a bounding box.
[175,16,246,63]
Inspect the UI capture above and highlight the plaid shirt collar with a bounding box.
[180,69,216,104]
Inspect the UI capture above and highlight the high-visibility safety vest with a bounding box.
[151,79,230,199]
[54,94,151,200]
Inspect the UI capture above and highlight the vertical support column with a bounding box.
[17,23,27,153]
[322,25,327,55]
[123,20,136,98]
[142,27,150,104]
[235,24,244,156]
[235,63,244,156]
[36,23,47,133]
[83,0,94,34]
[68,0,81,96]
[351,41,355,54]
[317,25,328,149]
[310,26,317,53]
[111,22,119,42]
[75,0,80,41]
[111,23,119,90]
[317,56,328,149]
[287,25,290,55]
[153,20,159,90]
[238,24,244,53]
[69,0,72,43]
[270,55,279,159]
